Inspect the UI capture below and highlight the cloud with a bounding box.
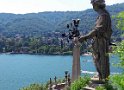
[0,0,123,14]
[106,0,124,5]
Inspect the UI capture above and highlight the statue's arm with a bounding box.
[79,14,107,43]
[79,29,96,42]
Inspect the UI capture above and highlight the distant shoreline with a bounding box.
[0,52,72,56]
[0,52,92,56]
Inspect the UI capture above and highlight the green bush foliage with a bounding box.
[95,81,115,90]
[20,84,47,90]
[110,74,124,90]
[96,86,106,90]
[113,41,124,68]
[70,76,90,90]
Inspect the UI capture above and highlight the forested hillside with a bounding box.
[0,3,124,37]
[0,3,124,54]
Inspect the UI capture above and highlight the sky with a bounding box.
[0,0,124,14]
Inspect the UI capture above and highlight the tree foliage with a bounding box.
[113,11,124,68]
[116,12,124,30]
[109,11,124,90]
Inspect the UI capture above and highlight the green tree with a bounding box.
[115,11,124,31]
[110,11,124,90]
[113,11,124,68]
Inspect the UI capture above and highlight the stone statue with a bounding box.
[79,0,112,80]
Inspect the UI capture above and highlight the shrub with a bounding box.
[20,83,47,90]
[95,81,115,90]
[95,86,106,90]
[110,74,124,90]
[70,76,90,90]
[104,82,115,90]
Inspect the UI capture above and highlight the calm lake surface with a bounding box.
[0,54,122,90]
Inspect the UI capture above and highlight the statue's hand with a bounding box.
[73,37,81,46]
[73,37,79,44]
[79,36,86,43]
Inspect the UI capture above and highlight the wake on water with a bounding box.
[81,70,121,75]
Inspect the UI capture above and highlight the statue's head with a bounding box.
[91,0,106,11]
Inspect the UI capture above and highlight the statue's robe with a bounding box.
[79,10,112,79]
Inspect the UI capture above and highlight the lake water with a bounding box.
[0,54,122,90]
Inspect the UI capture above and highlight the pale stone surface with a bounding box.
[83,86,95,90]
[72,37,81,82]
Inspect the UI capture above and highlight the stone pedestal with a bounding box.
[72,37,81,82]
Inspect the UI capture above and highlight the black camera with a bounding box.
[62,19,80,40]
